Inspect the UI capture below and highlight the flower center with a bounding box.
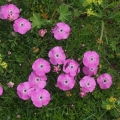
[39,96,43,101]
[39,64,44,69]
[103,78,108,84]
[55,53,60,59]
[89,68,94,72]
[20,23,25,27]
[89,56,95,63]
[70,64,74,69]
[64,80,69,85]
[9,10,13,15]
[23,89,27,93]
[86,82,91,87]
[35,77,41,82]
[58,28,64,33]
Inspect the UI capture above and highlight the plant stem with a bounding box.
[100,20,104,40]
[115,107,120,113]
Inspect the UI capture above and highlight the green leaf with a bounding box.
[30,13,46,28]
[57,5,72,22]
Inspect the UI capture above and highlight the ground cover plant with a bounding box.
[0,0,120,119]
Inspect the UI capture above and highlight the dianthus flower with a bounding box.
[83,51,99,67]
[52,22,71,40]
[97,73,112,89]
[79,76,96,93]
[48,46,66,65]
[28,71,47,89]
[32,58,51,76]
[83,66,98,76]
[13,17,31,34]
[31,89,51,108]
[1,4,20,21]
[56,73,75,91]
[17,82,31,100]
[63,59,80,76]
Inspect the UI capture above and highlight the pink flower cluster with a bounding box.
[0,4,31,34]
[48,46,80,91]
[16,46,113,105]
[79,51,112,97]
[17,58,51,108]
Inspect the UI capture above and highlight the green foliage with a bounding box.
[0,0,120,119]
[57,5,72,22]
[30,13,46,28]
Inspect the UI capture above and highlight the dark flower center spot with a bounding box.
[103,79,107,84]
[90,58,94,61]
[35,78,41,82]
[36,78,39,81]
[55,53,60,58]
[56,54,59,57]
[9,10,13,14]
[39,96,43,100]
[89,56,95,63]
[90,68,94,71]
[59,28,63,33]
[86,82,91,87]
[21,23,24,26]
[20,23,25,27]
[65,80,68,83]
[40,64,44,68]
[24,89,27,92]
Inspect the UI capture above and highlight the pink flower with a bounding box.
[32,58,51,76]
[83,66,98,76]
[79,76,96,93]
[63,59,80,76]
[0,4,8,19]
[26,87,37,97]
[56,73,75,91]
[38,29,47,37]
[31,89,51,108]
[79,90,87,98]
[2,4,20,21]
[13,17,31,34]
[28,71,47,89]
[48,46,66,65]
[83,51,100,67]
[17,82,31,100]
[97,73,112,89]
[16,115,20,118]
[8,51,11,55]
[53,65,61,73]
[0,86,3,96]
[7,81,14,88]
[82,44,85,47]
[52,22,71,40]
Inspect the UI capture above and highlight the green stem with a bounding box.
[100,20,104,40]
[100,20,108,44]
[98,20,104,50]
[115,107,120,113]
